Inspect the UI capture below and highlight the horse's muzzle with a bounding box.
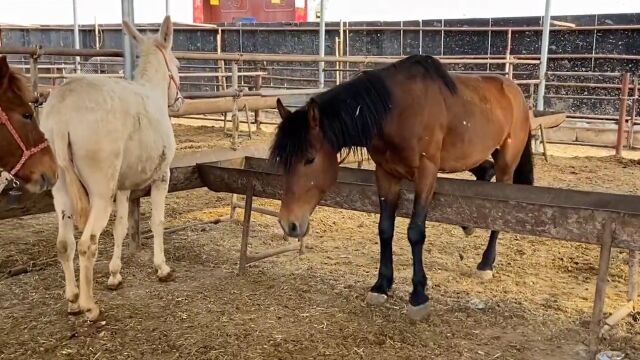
[279,218,310,238]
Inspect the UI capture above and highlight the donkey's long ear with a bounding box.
[276,98,291,120]
[123,20,144,44]
[159,15,173,48]
[307,99,320,130]
[0,56,10,82]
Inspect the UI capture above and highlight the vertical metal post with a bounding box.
[318,0,325,88]
[72,0,80,73]
[536,0,552,111]
[166,0,170,15]
[121,0,136,80]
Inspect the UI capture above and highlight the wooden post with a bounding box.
[629,76,639,149]
[128,196,141,251]
[253,74,262,130]
[589,220,614,356]
[616,73,630,156]
[238,181,254,275]
[539,124,549,162]
[29,55,40,124]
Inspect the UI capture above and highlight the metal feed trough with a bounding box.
[197,156,638,357]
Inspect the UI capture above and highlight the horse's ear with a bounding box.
[122,20,144,44]
[159,15,173,48]
[0,56,9,82]
[276,98,291,119]
[308,100,320,130]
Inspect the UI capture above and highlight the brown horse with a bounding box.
[270,55,533,321]
[0,55,57,193]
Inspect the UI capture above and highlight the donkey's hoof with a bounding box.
[83,305,101,322]
[461,226,476,236]
[67,302,82,315]
[158,269,175,283]
[107,275,123,290]
[475,269,493,281]
[365,292,388,306]
[407,302,431,321]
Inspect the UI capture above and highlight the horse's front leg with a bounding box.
[366,167,401,305]
[150,169,173,281]
[406,157,438,321]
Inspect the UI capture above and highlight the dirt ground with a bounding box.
[1,120,640,360]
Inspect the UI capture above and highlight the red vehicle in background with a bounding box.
[193,0,308,24]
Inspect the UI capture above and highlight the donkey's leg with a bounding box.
[108,190,131,290]
[406,156,439,321]
[52,179,80,314]
[77,196,113,321]
[461,159,496,236]
[150,170,172,280]
[366,167,401,306]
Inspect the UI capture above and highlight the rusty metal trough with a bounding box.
[197,156,639,357]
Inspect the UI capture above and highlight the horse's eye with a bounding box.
[22,113,33,121]
[304,157,315,166]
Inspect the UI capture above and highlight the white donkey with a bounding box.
[40,16,183,321]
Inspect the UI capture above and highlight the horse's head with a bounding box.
[0,56,57,193]
[270,98,339,238]
[123,16,183,112]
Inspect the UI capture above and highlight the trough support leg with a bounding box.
[629,250,638,307]
[298,236,305,255]
[538,124,549,162]
[243,104,252,139]
[230,194,238,221]
[238,181,254,275]
[253,74,262,131]
[589,221,614,357]
[128,196,141,252]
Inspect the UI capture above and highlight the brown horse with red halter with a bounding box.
[0,55,57,194]
[270,55,533,321]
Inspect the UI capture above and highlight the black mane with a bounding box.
[269,55,456,172]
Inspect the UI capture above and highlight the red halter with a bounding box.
[156,45,183,110]
[0,106,49,176]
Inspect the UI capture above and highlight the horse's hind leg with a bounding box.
[461,159,496,236]
[52,178,80,314]
[150,169,173,281]
[475,141,526,280]
[108,190,130,290]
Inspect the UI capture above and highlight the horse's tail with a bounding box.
[54,129,90,230]
[514,131,534,186]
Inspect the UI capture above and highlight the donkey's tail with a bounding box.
[514,131,534,185]
[53,129,89,230]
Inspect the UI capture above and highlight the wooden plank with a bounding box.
[530,109,567,130]
[0,146,269,221]
[197,158,640,251]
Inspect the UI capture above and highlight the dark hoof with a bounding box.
[67,302,82,315]
[106,280,123,291]
[158,270,176,283]
[461,226,476,236]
